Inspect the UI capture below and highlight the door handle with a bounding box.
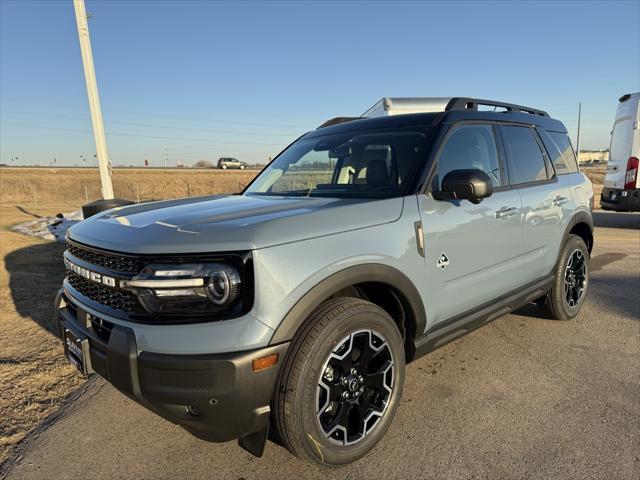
[495,207,519,218]
[553,196,569,206]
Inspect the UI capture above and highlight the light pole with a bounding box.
[73,0,113,198]
[576,102,582,159]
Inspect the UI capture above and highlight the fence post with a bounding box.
[136,183,140,203]
[84,185,89,204]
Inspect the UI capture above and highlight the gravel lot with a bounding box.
[2,211,638,480]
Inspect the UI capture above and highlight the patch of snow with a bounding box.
[12,211,83,243]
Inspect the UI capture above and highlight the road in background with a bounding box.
[3,212,639,480]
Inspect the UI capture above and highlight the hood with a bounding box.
[69,194,404,254]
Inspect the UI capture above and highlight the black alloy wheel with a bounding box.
[316,329,395,446]
[273,297,405,466]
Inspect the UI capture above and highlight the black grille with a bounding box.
[67,242,143,274]
[67,271,140,312]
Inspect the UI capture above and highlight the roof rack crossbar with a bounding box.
[446,98,549,117]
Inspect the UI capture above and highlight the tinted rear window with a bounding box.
[501,126,548,185]
[536,128,576,174]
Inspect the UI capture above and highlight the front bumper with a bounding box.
[600,187,640,212]
[55,289,289,443]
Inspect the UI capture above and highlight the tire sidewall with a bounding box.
[292,308,405,466]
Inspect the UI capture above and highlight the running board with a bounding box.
[411,274,554,359]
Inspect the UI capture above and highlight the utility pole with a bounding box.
[163,144,168,168]
[575,102,582,160]
[73,0,114,199]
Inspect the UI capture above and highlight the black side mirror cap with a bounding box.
[432,169,493,204]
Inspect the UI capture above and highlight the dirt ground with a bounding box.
[0,202,86,465]
[0,165,606,467]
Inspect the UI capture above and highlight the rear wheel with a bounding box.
[538,234,590,321]
[221,164,227,169]
[273,297,405,467]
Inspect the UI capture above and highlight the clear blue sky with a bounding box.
[1,0,638,167]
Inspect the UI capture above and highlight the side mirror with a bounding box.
[432,169,493,204]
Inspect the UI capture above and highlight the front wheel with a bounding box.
[273,297,405,467]
[537,234,590,321]
[240,164,246,170]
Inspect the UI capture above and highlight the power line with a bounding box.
[1,110,310,137]
[3,99,313,129]
[2,122,288,146]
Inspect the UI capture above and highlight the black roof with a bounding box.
[310,97,567,137]
[308,109,567,139]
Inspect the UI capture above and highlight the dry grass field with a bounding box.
[0,167,259,205]
[0,165,605,467]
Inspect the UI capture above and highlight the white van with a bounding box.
[601,93,640,211]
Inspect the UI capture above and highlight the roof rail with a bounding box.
[446,98,549,117]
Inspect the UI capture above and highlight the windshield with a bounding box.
[244,128,428,198]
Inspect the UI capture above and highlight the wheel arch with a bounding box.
[563,211,594,255]
[269,264,426,362]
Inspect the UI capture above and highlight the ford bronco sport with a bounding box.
[56,97,594,467]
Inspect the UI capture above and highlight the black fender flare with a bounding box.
[269,263,427,346]
[560,211,594,255]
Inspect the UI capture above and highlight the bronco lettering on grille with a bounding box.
[64,258,118,287]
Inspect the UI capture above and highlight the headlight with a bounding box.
[122,263,242,314]
[205,266,241,305]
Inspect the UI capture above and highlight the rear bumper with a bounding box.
[55,290,289,443]
[600,187,640,212]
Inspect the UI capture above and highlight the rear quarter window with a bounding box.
[548,131,579,173]
[536,128,578,174]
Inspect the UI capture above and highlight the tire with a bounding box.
[538,234,590,321]
[273,297,405,467]
[221,164,227,170]
[240,164,246,170]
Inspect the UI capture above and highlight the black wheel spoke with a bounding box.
[356,344,375,367]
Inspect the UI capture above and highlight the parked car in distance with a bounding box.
[56,97,593,467]
[601,92,640,211]
[218,157,247,170]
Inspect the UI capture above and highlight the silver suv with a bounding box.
[217,157,247,169]
[56,97,593,467]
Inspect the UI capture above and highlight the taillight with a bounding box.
[624,157,639,190]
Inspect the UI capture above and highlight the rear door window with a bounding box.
[501,126,548,185]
